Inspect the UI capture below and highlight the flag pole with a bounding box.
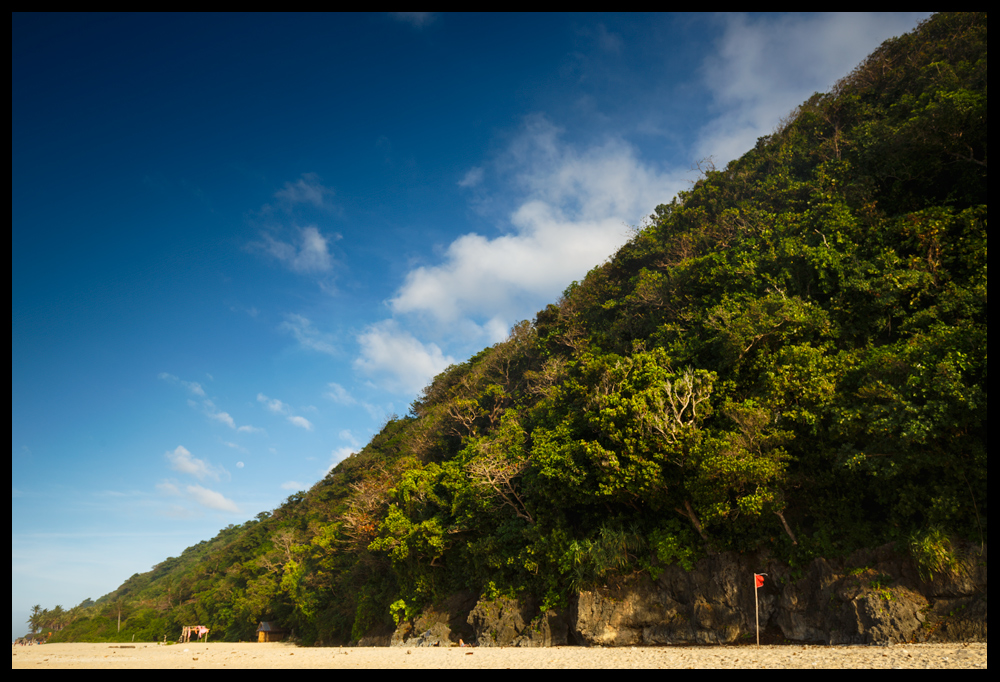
[754,573,767,649]
[755,574,759,649]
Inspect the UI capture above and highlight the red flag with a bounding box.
[755,574,764,588]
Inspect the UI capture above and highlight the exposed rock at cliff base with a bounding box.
[415,543,986,647]
[390,591,478,647]
[467,596,568,647]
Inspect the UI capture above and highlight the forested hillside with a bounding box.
[34,12,986,646]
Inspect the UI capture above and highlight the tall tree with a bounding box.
[27,604,43,634]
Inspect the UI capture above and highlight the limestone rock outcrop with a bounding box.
[388,543,986,647]
[390,591,478,647]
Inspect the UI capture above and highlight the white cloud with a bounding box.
[325,382,357,406]
[355,320,456,394]
[697,12,931,165]
[362,402,386,422]
[274,172,335,208]
[158,372,206,397]
[261,225,336,274]
[281,481,305,491]
[257,392,313,430]
[156,480,180,496]
[185,485,240,513]
[389,116,682,331]
[184,397,258,433]
[458,166,484,188]
[157,477,238,513]
[339,429,361,447]
[507,117,685,223]
[164,446,227,482]
[348,14,931,403]
[208,410,236,429]
[357,118,675,393]
[327,447,356,474]
[257,393,290,414]
[288,415,314,431]
[280,313,338,356]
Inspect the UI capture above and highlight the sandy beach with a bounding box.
[11,642,987,669]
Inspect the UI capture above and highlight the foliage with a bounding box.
[909,526,962,582]
[32,13,986,645]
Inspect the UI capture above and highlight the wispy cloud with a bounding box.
[257,393,291,414]
[696,12,931,165]
[156,480,181,496]
[163,375,261,432]
[188,398,259,433]
[363,402,391,422]
[288,415,314,431]
[208,409,236,429]
[159,372,206,397]
[259,225,337,274]
[339,429,361,447]
[258,392,314,431]
[324,382,357,406]
[185,484,240,513]
[458,166,484,188]
[274,172,335,209]
[247,174,342,288]
[280,313,338,356]
[164,445,228,482]
[281,481,305,491]
[327,447,356,474]
[157,479,238,514]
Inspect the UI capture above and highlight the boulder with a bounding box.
[467,596,568,647]
[390,591,478,647]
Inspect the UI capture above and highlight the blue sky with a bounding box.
[11,12,931,639]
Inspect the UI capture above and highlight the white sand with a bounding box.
[10,641,987,669]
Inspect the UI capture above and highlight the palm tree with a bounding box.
[48,605,66,631]
[27,605,43,634]
[106,598,127,633]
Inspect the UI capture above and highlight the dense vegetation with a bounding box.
[32,12,986,645]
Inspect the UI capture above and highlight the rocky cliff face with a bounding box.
[386,543,986,647]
